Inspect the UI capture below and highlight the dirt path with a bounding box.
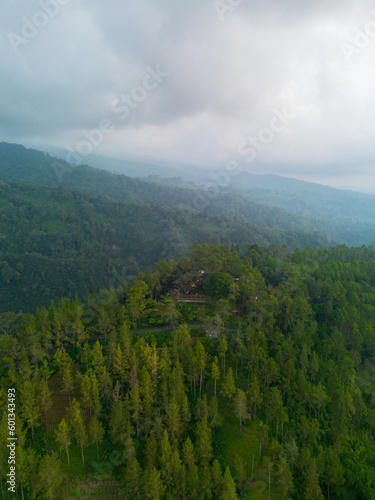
[135,324,207,333]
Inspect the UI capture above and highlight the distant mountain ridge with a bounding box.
[1,141,375,247]
[44,144,375,224]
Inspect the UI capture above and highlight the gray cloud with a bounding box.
[1,0,375,190]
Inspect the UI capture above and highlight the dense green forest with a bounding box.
[0,182,326,313]
[2,142,375,247]
[1,243,375,499]
[1,142,375,499]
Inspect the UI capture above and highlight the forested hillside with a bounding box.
[0,182,326,314]
[2,142,375,247]
[238,182,375,224]
[1,243,375,499]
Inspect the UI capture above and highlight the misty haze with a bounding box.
[1,1,375,499]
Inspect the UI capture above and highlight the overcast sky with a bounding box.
[2,0,375,191]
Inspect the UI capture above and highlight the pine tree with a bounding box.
[158,346,170,407]
[118,305,130,330]
[304,457,324,500]
[90,370,101,416]
[257,422,269,457]
[166,397,182,442]
[91,340,106,372]
[219,337,228,375]
[17,446,37,500]
[97,307,113,344]
[55,418,71,465]
[195,394,209,423]
[211,459,223,498]
[211,356,220,397]
[130,383,141,437]
[19,379,40,441]
[37,453,64,500]
[80,342,91,371]
[170,448,184,497]
[195,415,213,466]
[137,337,154,373]
[89,415,105,461]
[61,361,74,403]
[268,386,287,435]
[220,466,238,499]
[107,336,117,369]
[97,365,113,408]
[151,339,159,398]
[182,436,196,469]
[145,433,158,470]
[160,428,173,486]
[113,343,127,389]
[19,347,32,381]
[129,352,139,388]
[54,347,69,370]
[234,389,247,434]
[143,467,165,500]
[123,431,137,466]
[122,457,142,499]
[163,297,180,327]
[322,448,344,500]
[38,377,52,418]
[68,399,88,465]
[264,456,274,500]
[152,411,164,440]
[181,393,191,435]
[200,462,213,499]
[39,358,52,385]
[191,352,199,399]
[49,303,63,348]
[276,456,294,500]
[140,366,154,423]
[81,369,93,417]
[186,463,200,499]
[221,367,236,401]
[170,360,186,407]
[233,454,247,496]
[194,340,207,398]
[209,395,222,428]
[109,400,129,446]
[127,281,148,328]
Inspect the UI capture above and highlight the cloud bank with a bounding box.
[2,0,375,190]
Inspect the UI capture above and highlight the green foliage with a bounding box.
[37,452,64,499]
[205,271,234,297]
[3,242,375,498]
[221,367,236,400]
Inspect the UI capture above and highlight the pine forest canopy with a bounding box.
[0,243,375,498]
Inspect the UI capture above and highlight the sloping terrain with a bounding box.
[1,142,375,246]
